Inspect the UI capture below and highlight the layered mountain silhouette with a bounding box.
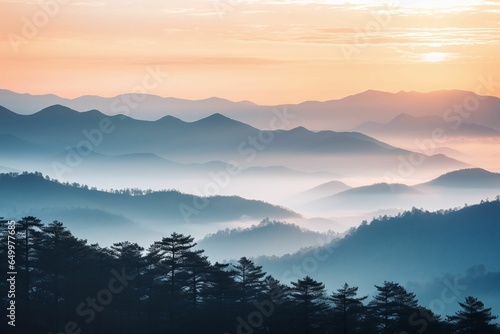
[417,168,500,189]
[2,88,499,130]
[354,113,500,139]
[0,89,261,122]
[295,180,352,202]
[2,88,499,328]
[0,105,400,155]
[197,219,339,261]
[304,168,500,214]
[0,133,41,156]
[0,105,468,181]
[258,199,500,315]
[0,172,299,245]
[306,183,423,213]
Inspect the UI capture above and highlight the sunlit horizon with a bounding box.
[1,0,499,104]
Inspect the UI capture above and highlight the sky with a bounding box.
[0,0,499,104]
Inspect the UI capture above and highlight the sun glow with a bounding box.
[423,52,449,63]
[1,0,499,103]
[397,0,481,9]
[330,0,481,8]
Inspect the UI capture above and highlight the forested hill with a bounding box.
[0,216,499,334]
[256,199,500,321]
[0,171,298,226]
[261,199,500,283]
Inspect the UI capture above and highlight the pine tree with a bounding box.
[290,276,329,334]
[109,241,143,334]
[38,221,74,331]
[260,275,291,334]
[202,262,238,334]
[233,257,266,304]
[447,296,498,334]
[160,232,198,331]
[182,250,210,310]
[203,262,237,306]
[331,283,367,334]
[368,281,418,333]
[144,241,163,330]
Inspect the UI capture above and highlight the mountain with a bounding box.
[417,168,500,189]
[0,134,41,156]
[43,151,340,201]
[0,105,468,181]
[335,182,418,196]
[0,105,350,154]
[2,89,499,131]
[197,219,339,261]
[296,180,352,202]
[305,169,500,214]
[354,113,500,139]
[0,89,264,122]
[283,89,500,131]
[306,183,422,213]
[257,200,500,314]
[0,172,299,245]
[0,105,18,119]
[0,90,65,115]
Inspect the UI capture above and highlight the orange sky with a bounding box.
[1,0,499,104]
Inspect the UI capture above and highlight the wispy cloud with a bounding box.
[71,1,106,6]
[161,7,219,16]
[1,0,499,103]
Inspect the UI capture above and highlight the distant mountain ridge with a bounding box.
[335,183,419,196]
[197,219,339,261]
[297,180,352,201]
[417,168,500,189]
[303,168,500,214]
[354,113,500,138]
[2,88,499,131]
[257,199,500,316]
[0,172,299,226]
[0,105,467,180]
[305,183,423,213]
[262,199,500,280]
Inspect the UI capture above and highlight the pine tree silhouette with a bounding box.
[447,296,498,334]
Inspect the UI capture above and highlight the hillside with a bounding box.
[197,219,338,261]
[258,200,500,314]
[417,168,500,189]
[354,113,500,139]
[295,180,352,202]
[0,172,299,245]
[2,89,500,131]
[0,105,468,181]
[306,183,423,213]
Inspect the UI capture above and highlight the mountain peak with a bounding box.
[0,105,15,116]
[392,113,414,121]
[238,100,257,106]
[157,114,185,123]
[421,168,500,189]
[206,112,229,119]
[35,104,80,117]
[339,182,418,196]
[82,108,107,117]
[288,126,312,134]
[194,113,240,125]
[198,97,232,104]
[188,113,257,132]
[433,168,496,181]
